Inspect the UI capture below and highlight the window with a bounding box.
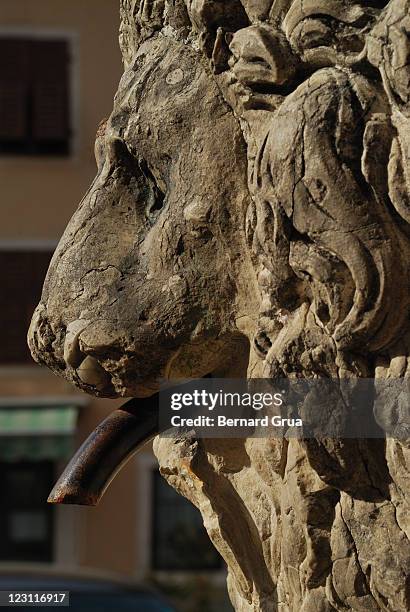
[0,461,54,562]
[152,471,222,571]
[0,249,53,364]
[0,37,70,156]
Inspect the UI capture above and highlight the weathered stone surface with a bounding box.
[29,1,410,610]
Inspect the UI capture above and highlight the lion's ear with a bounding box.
[229,25,296,90]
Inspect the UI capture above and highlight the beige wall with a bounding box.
[0,0,122,241]
[0,0,143,578]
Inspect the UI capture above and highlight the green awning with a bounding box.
[0,406,78,462]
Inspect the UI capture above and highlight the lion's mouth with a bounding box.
[62,321,116,394]
[65,342,162,399]
[29,305,168,398]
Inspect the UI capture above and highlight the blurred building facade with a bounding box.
[0,2,229,609]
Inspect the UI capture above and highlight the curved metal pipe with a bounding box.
[48,395,159,506]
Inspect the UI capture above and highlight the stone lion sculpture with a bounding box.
[29,1,410,610]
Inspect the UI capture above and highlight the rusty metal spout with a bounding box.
[48,395,159,506]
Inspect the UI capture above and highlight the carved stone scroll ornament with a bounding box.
[29,1,410,610]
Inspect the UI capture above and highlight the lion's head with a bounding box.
[28,24,254,397]
[29,0,410,398]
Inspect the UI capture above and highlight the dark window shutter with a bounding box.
[32,81,68,142]
[0,251,53,364]
[0,39,29,142]
[0,82,27,141]
[30,40,69,143]
[0,462,54,562]
[0,37,70,155]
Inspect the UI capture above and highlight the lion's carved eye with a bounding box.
[137,158,166,225]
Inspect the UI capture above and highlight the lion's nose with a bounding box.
[29,308,113,394]
[28,303,58,366]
